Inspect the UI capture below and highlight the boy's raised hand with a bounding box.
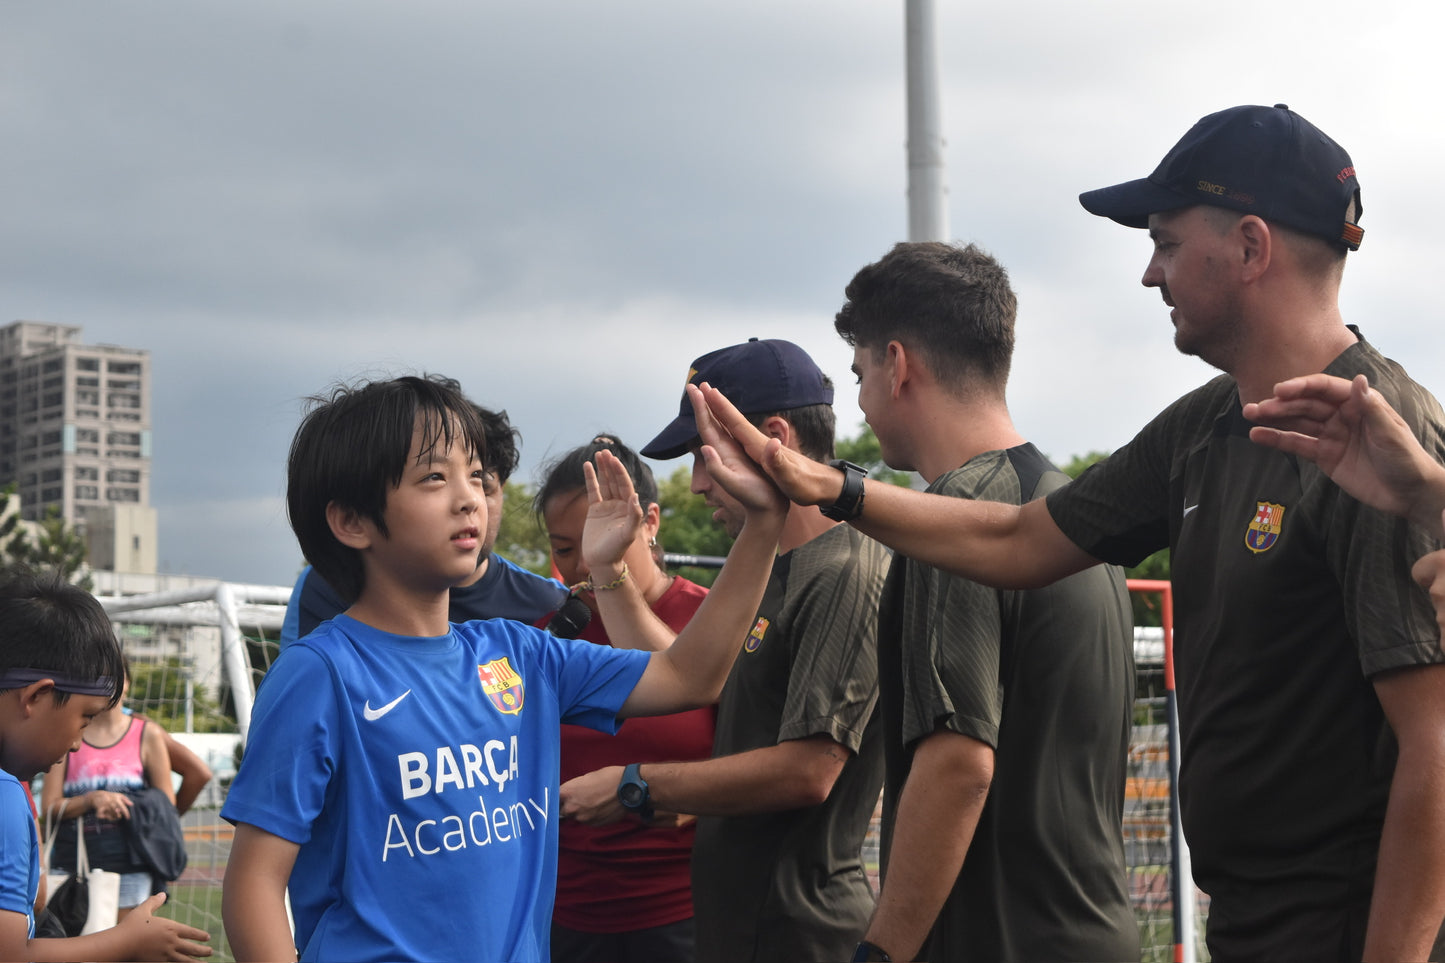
[117,893,213,961]
[687,384,787,517]
[694,383,840,510]
[581,450,645,576]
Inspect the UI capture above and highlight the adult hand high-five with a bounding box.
[698,382,1098,589]
[1244,373,1445,538]
[611,383,789,721]
[687,383,789,517]
[694,382,842,509]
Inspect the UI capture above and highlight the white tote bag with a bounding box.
[43,808,121,935]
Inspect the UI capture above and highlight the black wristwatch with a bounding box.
[617,763,654,821]
[851,941,893,962]
[820,459,867,522]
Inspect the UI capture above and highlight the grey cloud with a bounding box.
[5,1,1445,585]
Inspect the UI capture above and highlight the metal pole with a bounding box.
[1162,586,1198,963]
[214,582,255,743]
[184,675,194,734]
[905,0,948,241]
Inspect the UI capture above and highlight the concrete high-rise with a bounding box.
[0,320,157,573]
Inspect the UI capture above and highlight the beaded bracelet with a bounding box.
[571,563,630,594]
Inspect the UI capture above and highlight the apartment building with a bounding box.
[0,320,157,573]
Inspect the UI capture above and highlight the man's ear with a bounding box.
[886,341,913,399]
[327,501,374,550]
[757,415,793,450]
[1237,215,1273,282]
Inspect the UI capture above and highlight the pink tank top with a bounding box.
[64,717,146,796]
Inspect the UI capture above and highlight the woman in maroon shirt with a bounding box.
[538,435,714,963]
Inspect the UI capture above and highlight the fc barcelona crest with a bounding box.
[744,616,770,653]
[1245,501,1286,554]
[477,658,525,715]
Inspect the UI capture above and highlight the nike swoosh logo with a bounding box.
[1182,504,1199,518]
[363,690,412,721]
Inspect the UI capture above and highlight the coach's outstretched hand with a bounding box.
[608,383,787,721]
[1245,373,1445,538]
[695,383,841,510]
[688,383,788,519]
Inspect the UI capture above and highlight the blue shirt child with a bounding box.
[222,614,648,962]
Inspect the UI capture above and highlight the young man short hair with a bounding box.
[838,242,1137,962]
[221,374,785,962]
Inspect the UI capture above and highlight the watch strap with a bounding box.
[851,941,893,962]
[617,762,654,821]
[820,459,867,522]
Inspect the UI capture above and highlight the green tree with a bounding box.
[26,507,93,589]
[0,484,32,572]
[495,479,552,577]
[1056,451,1171,628]
[128,657,231,734]
[835,424,914,489]
[654,424,921,587]
[657,465,733,587]
[0,483,92,588]
[501,469,735,588]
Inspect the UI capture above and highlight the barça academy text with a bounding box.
[384,736,550,861]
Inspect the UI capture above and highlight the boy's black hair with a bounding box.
[476,405,521,485]
[0,569,124,707]
[287,374,488,605]
[534,435,660,520]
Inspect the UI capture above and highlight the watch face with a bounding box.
[620,783,644,808]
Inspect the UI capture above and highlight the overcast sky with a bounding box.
[4,2,1442,586]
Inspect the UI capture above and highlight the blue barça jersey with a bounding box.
[222,614,650,963]
[0,772,38,940]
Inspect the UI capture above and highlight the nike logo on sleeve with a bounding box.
[363,689,412,721]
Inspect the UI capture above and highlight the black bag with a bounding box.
[42,806,120,937]
[32,906,68,939]
[44,871,88,938]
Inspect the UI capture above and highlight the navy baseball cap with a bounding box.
[641,338,833,460]
[1079,104,1364,251]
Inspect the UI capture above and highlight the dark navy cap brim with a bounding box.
[640,414,697,461]
[1079,177,1195,229]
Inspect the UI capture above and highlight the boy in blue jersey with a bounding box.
[0,571,212,962]
[221,375,784,963]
